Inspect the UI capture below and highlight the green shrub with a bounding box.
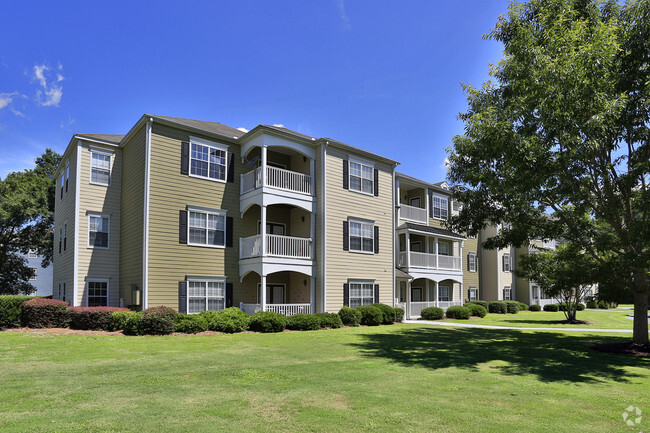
[393,307,405,322]
[122,312,143,335]
[586,299,597,309]
[314,312,343,329]
[518,302,529,311]
[110,311,139,331]
[528,304,542,311]
[505,301,520,314]
[69,307,130,331]
[556,302,586,312]
[356,305,383,326]
[371,303,396,324]
[446,306,471,320]
[338,306,362,327]
[420,306,444,320]
[249,311,287,333]
[596,300,615,309]
[543,303,559,312]
[467,300,489,310]
[201,307,249,333]
[139,306,177,335]
[488,302,507,314]
[0,295,39,329]
[464,303,487,318]
[175,313,209,334]
[21,298,70,328]
[286,314,321,331]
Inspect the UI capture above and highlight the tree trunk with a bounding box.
[632,289,649,346]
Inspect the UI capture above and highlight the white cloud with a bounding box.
[0,92,18,110]
[33,63,64,107]
[337,0,351,30]
[11,108,25,118]
[60,115,75,129]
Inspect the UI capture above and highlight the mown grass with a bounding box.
[443,309,635,329]
[0,325,648,432]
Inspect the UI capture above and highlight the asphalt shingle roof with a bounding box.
[150,115,246,139]
[76,134,124,144]
[397,222,465,239]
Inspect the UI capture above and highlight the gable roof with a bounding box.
[147,114,246,140]
[76,134,124,145]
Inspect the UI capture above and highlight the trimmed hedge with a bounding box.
[597,300,616,309]
[314,312,343,329]
[586,299,597,309]
[0,295,38,329]
[446,305,471,320]
[356,305,383,326]
[543,303,559,312]
[122,312,143,335]
[393,307,405,322]
[421,306,444,320]
[504,301,520,314]
[139,306,177,335]
[464,303,487,318]
[371,303,396,325]
[201,307,249,333]
[175,313,209,333]
[21,298,70,328]
[338,306,362,327]
[528,304,541,311]
[286,314,321,331]
[518,302,529,311]
[488,302,507,314]
[467,300,489,310]
[110,311,139,331]
[248,311,287,333]
[69,306,130,331]
[556,302,585,311]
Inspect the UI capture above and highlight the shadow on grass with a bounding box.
[486,319,594,326]
[349,327,649,383]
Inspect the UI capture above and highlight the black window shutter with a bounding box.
[374,226,379,254]
[178,281,187,314]
[227,152,235,183]
[343,160,349,189]
[65,178,68,193]
[343,283,349,307]
[60,184,63,199]
[226,216,234,247]
[343,221,349,251]
[59,240,61,254]
[180,141,190,175]
[64,237,67,251]
[373,168,379,196]
[374,284,379,303]
[225,283,233,308]
[179,210,188,244]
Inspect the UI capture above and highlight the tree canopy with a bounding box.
[447,0,650,344]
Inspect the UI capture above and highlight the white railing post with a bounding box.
[261,146,267,187]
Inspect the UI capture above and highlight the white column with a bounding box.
[459,240,464,271]
[261,145,268,187]
[435,237,439,269]
[396,179,401,221]
[310,212,316,260]
[261,205,267,256]
[425,187,429,223]
[260,274,267,312]
[406,233,411,268]
[310,278,315,314]
[309,158,315,196]
[435,281,439,307]
[406,279,412,319]
[459,282,463,304]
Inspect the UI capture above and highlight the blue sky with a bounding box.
[0,0,508,182]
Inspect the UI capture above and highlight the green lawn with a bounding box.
[443,309,635,329]
[1,326,648,432]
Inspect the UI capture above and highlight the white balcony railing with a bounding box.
[266,303,311,316]
[241,165,312,196]
[239,234,312,260]
[400,204,427,223]
[409,301,463,317]
[398,251,461,271]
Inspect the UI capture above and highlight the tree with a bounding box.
[0,149,61,294]
[517,243,598,322]
[446,0,650,345]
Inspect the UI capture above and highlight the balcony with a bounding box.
[399,203,427,224]
[398,251,461,271]
[240,234,312,260]
[241,165,312,196]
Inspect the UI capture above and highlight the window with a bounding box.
[349,219,374,253]
[190,141,227,181]
[60,172,64,199]
[59,228,63,254]
[409,196,421,208]
[438,241,450,256]
[88,215,109,248]
[503,286,512,300]
[28,249,38,259]
[29,268,37,280]
[468,252,477,272]
[90,150,111,185]
[438,285,450,302]
[187,279,225,313]
[58,283,61,299]
[257,221,286,235]
[63,223,67,251]
[65,164,70,193]
[188,209,226,247]
[503,253,511,272]
[432,194,448,219]
[349,160,373,194]
[349,281,374,308]
[62,283,66,301]
[87,280,108,306]
[469,287,478,301]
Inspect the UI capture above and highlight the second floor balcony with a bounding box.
[240,234,313,260]
[399,203,427,224]
[241,165,313,196]
[398,251,461,271]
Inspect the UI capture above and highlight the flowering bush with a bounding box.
[21,298,70,328]
[69,306,130,331]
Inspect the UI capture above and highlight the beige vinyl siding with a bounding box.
[324,147,394,312]
[77,142,121,307]
[479,225,499,301]
[119,127,146,307]
[462,236,480,301]
[52,145,77,303]
[497,247,515,300]
[146,123,241,309]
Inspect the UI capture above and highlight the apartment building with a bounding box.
[53,115,397,314]
[24,249,53,297]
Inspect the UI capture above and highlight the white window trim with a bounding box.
[188,136,229,183]
[257,220,287,235]
[86,278,109,307]
[63,222,68,252]
[187,206,227,249]
[438,285,451,302]
[503,286,512,301]
[503,253,511,272]
[187,276,226,314]
[65,163,70,194]
[469,286,478,301]
[431,193,449,221]
[348,217,375,254]
[348,157,375,196]
[468,252,477,272]
[89,147,113,186]
[28,249,38,259]
[87,213,110,249]
[348,279,375,307]
[256,283,287,304]
[60,172,65,199]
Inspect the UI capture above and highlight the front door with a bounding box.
[411,287,423,302]
[266,284,285,304]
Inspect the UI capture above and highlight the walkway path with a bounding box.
[403,320,632,333]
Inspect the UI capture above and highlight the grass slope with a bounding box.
[0,325,648,432]
[444,309,635,329]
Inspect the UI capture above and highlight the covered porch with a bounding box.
[239,270,314,316]
[396,275,464,319]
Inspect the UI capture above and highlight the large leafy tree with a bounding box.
[447,0,650,345]
[0,149,61,294]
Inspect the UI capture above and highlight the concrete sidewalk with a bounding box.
[403,319,632,333]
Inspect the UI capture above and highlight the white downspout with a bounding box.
[142,118,153,310]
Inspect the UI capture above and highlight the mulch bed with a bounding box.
[591,342,650,357]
